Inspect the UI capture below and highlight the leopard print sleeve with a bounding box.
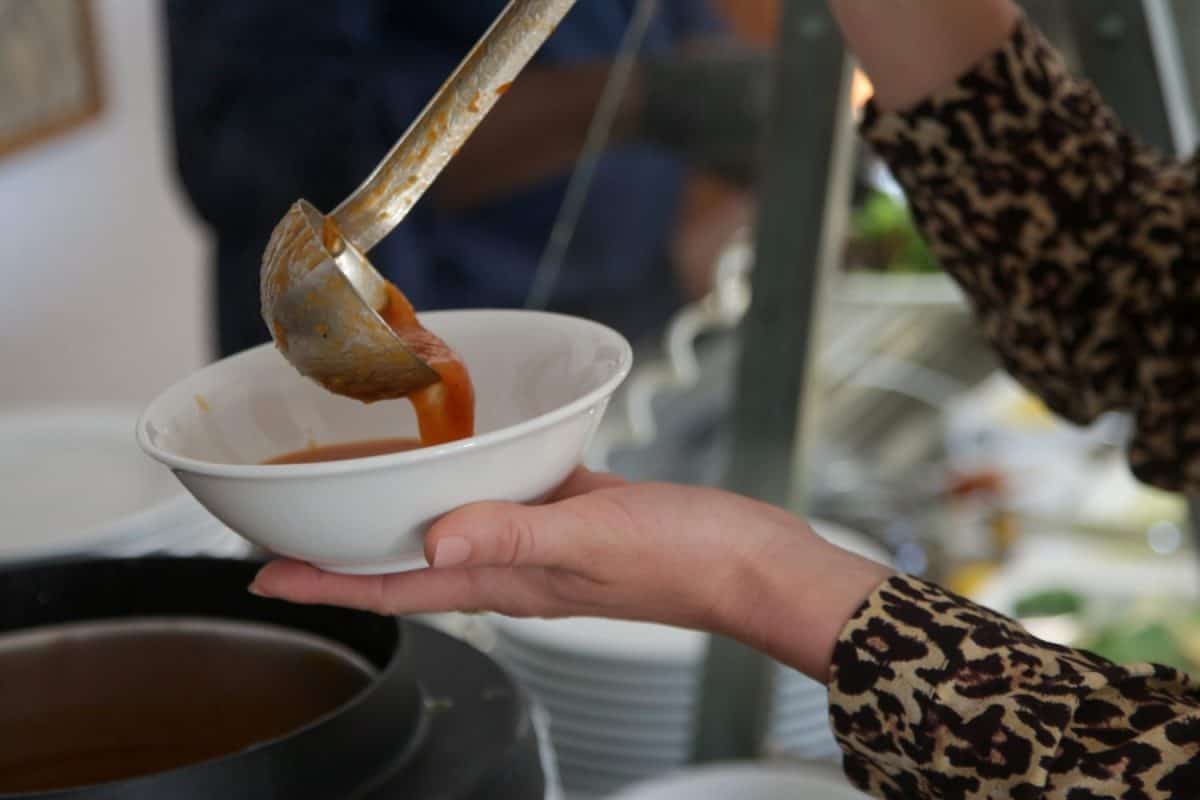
[860,17,1200,494]
[829,575,1200,798]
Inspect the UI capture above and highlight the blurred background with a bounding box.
[4,1,1200,797]
[1,0,207,408]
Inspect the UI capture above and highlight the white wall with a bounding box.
[0,0,210,413]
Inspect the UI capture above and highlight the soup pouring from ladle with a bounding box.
[261,0,577,402]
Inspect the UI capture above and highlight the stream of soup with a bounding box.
[266,282,475,465]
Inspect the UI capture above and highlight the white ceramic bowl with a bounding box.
[137,310,632,574]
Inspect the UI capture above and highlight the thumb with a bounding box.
[424,500,586,571]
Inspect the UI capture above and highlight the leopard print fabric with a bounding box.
[828,18,1200,798]
[860,17,1200,494]
[829,576,1200,798]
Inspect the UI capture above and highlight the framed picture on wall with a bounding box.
[0,0,103,161]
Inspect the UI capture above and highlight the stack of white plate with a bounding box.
[489,615,707,798]
[766,667,841,761]
[764,520,893,762]
[0,411,251,565]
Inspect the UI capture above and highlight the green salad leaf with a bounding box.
[850,191,940,274]
[1014,587,1200,676]
[1083,621,1193,673]
[1014,589,1085,618]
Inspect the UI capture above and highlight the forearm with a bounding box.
[858,17,1200,493]
[434,63,644,210]
[828,0,1019,111]
[719,511,892,683]
[831,575,1200,798]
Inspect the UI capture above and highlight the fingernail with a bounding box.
[432,537,471,568]
[248,582,270,598]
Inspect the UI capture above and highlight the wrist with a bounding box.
[829,0,1020,112]
[720,514,892,683]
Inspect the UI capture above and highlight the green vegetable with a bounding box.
[855,190,911,237]
[1083,622,1194,674]
[850,191,940,274]
[1014,589,1085,618]
[1012,588,1200,676]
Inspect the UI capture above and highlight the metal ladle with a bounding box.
[261,0,577,402]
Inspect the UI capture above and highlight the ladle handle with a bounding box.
[331,0,578,253]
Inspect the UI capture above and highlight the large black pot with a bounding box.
[0,558,543,799]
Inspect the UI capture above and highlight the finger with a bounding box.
[250,559,562,617]
[424,499,588,570]
[250,560,397,610]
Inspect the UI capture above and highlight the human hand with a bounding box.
[250,469,891,681]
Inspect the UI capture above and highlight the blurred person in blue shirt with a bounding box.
[165,1,769,357]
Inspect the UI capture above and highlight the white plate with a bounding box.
[774,683,828,701]
[770,704,832,723]
[491,615,707,665]
[495,639,701,687]
[551,739,689,767]
[506,668,697,709]
[555,750,681,780]
[496,658,696,695]
[769,740,838,757]
[773,700,829,715]
[769,722,836,742]
[526,693,695,728]
[768,744,841,759]
[772,682,828,698]
[558,766,651,789]
[773,704,829,720]
[811,519,892,566]
[89,496,249,558]
[500,652,696,695]
[769,741,837,756]
[499,660,699,703]
[513,686,694,719]
[553,737,689,766]
[765,744,836,754]
[769,717,835,734]
[769,733,839,746]
[772,695,829,710]
[770,722,833,739]
[547,715,695,747]
[610,763,868,799]
[0,410,186,564]
[558,764,642,796]
[494,631,704,676]
[770,714,837,730]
